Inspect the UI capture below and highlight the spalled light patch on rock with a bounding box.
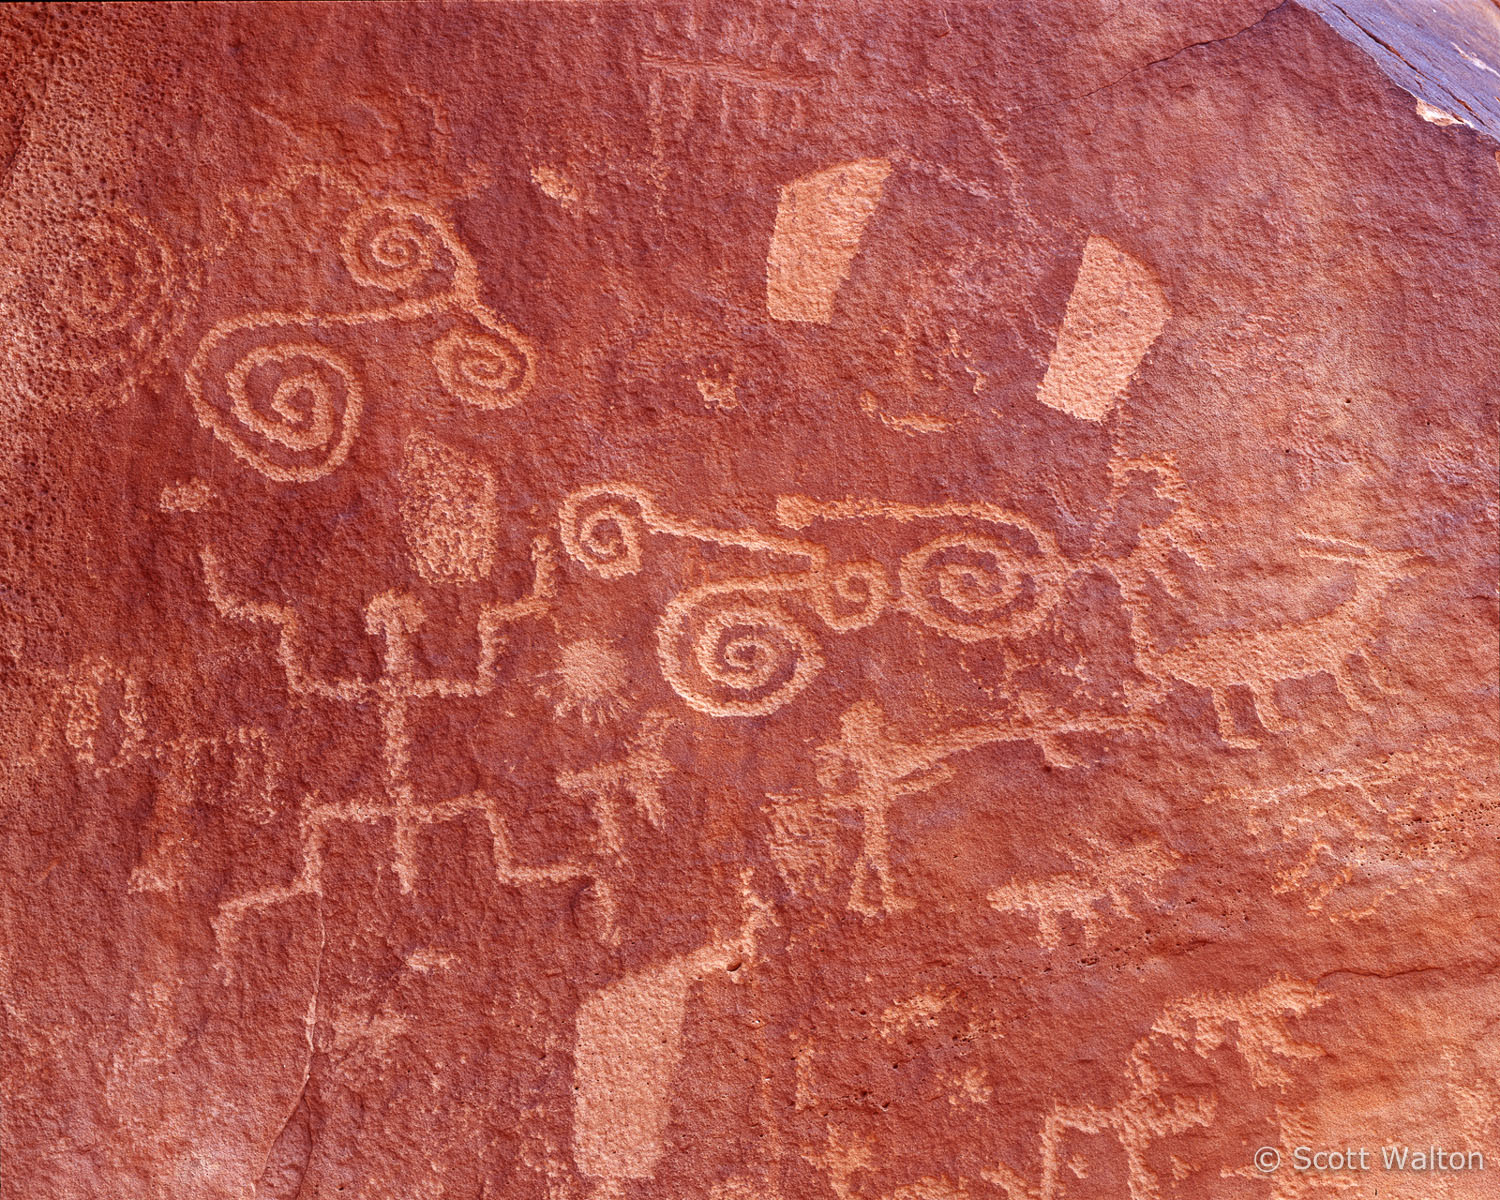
[531,163,585,214]
[398,433,498,583]
[1415,97,1464,125]
[572,937,745,1188]
[766,157,891,323]
[158,478,214,513]
[1036,235,1170,422]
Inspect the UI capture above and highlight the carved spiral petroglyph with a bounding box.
[45,207,185,392]
[657,593,823,717]
[899,532,1064,642]
[338,200,450,293]
[559,486,650,579]
[51,210,169,335]
[811,560,891,632]
[194,339,364,483]
[434,323,535,410]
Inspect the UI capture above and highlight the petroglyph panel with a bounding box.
[2,4,1496,1200]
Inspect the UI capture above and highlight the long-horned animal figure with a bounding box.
[1120,523,1419,748]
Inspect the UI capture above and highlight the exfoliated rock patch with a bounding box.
[1,3,1497,1199]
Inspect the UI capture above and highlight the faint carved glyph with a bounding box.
[1209,734,1496,918]
[696,370,739,410]
[24,657,276,893]
[188,193,535,483]
[399,432,498,583]
[765,790,847,902]
[1124,529,1418,747]
[1151,976,1327,1090]
[767,158,891,323]
[987,840,1179,949]
[158,478,215,513]
[985,977,1326,1200]
[1036,236,1169,422]
[558,711,675,854]
[641,13,833,150]
[37,204,198,410]
[572,883,773,1198]
[531,164,587,215]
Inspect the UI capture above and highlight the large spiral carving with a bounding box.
[559,486,649,579]
[339,201,452,293]
[434,323,535,410]
[899,532,1063,642]
[657,593,824,717]
[192,338,364,483]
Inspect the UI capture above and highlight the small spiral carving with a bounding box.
[199,340,363,483]
[434,325,535,410]
[559,486,648,579]
[812,561,891,632]
[339,202,448,293]
[658,594,823,718]
[899,532,1062,642]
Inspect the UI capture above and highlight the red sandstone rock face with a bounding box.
[2,4,1498,1199]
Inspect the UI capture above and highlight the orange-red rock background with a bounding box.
[2,4,1497,1199]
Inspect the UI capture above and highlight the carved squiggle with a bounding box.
[187,197,536,482]
[559,484,892,715]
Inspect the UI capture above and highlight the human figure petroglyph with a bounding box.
[814,700,1143,916]
[986,840,1178,949]
[198,541,614,959]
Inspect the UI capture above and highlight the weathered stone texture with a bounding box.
[1,3,1497,1199]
